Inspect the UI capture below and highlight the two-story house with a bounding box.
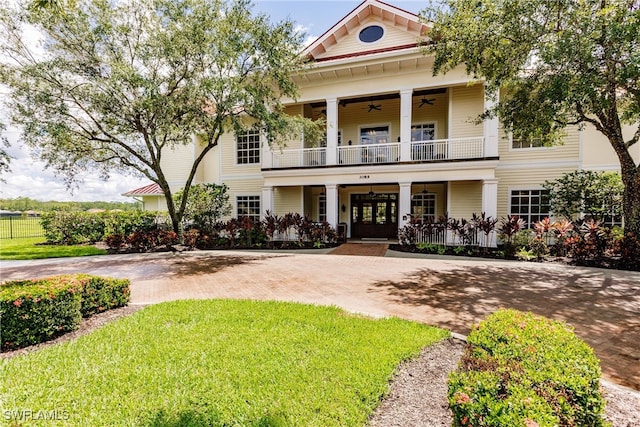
[124,0,638,240]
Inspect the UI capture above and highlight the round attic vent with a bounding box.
[358,25,384,43]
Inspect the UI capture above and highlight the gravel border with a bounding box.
[368,338,640,427]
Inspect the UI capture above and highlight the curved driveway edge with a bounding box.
[2,250,639,391]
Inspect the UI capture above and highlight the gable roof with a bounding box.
[303,0,430,62]
[122,183,163,197]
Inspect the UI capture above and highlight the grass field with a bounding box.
[0,300,448,426]
[0,216,44,239]
[0,237,106,260]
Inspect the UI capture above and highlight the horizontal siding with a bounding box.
[495,167,575,219]
[274,187,303,216]
[220,132,262,178]
[412,92,449,139]
[581,124,624,169]
[450,85,484,139]
[200,144,220,185]
[448,181,482,219]
[498,125,581,162]
[142,196,160,211]
[317,17,420,60]
[410,183,447,218]
[340,98,400,144]
[160,144,193,185]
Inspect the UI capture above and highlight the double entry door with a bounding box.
[351,193,398,238]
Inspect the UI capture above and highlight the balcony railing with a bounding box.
[337,142,401,165]
[268,137,485,169]
[411,137,484,161]
[271,147,326,168]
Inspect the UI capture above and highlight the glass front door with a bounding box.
[351,193,398,238]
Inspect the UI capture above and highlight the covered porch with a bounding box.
[262,177,498,243]
[263,83,498,170]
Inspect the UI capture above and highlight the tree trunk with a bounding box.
[621,165,640,235]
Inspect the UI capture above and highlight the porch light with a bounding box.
[421,184,429,194]
[369,185,375,196]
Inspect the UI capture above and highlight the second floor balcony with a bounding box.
[269,136,485,169]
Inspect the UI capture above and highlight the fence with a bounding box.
[0,216,44,239]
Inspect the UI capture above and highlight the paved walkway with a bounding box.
[2,250,639,390]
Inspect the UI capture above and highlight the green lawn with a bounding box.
[1,300,448,426]
[0,237,106,260]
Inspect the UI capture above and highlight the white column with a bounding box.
[400,89,413,162]
[261,186,274,219]
[481,179,499,247]
[399,182,412,228]
[326,98,338,165]
[326,184,338,228]
[483,85,499,158]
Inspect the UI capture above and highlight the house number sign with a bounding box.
[359,175,370,179]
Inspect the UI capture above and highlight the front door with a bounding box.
[351,193,398,238]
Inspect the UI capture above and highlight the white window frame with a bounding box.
[318,193,327,222]
[507,188,551,228]
[411,192,437,222]
[236,195,261,221]
[357,23,387,45]
[358,124,391,145]
[509,132,551,151]
[236,129,261,165]
[410,122,437,142]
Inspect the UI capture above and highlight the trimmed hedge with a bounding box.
[41,210,160,244]
[1,275,130,351]
[448,309,608,427]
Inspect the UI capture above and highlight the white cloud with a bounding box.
[1,129,147,202]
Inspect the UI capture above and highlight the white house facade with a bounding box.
[124,0,639,240]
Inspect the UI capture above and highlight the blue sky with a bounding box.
[1,0,428,202]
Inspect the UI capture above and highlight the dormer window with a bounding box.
[359,25,384,43]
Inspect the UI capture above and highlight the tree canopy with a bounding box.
[0,0,319,232]
[422,0,640,234]
[543,170,624,223]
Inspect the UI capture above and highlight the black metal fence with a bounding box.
[0,216,44,239]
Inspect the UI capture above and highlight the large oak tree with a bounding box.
[0,0,318,232]
[422,0,640,234]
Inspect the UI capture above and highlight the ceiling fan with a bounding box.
[418,97,436,107]
[365,103,382,112]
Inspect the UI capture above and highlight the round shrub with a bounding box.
[448,309,608,427]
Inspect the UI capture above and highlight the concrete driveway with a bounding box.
[2,250,639,390]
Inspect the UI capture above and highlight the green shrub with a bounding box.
[1,275,130,351]
[0,277,82,350]
[41,210,161,244]
[76,275,131,317]
[41,211,106,244]
[448,309,608,427]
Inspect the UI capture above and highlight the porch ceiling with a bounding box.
[308,87,447,109]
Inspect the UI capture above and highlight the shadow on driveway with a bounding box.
[370,264,640,390]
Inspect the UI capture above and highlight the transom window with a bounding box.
[411,123,436,142]
[237,196,261,221]
[510,189,550,228]
[411,193,436,222]
[360,126,389,145]
[236,130,260,164]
